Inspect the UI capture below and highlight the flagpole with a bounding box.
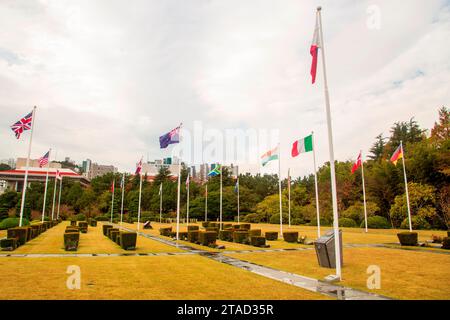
[57,176,62,220]
[120,174,125,226]
[237,175,240,224]
[176,159,181,244]
[317,7,342,280]
[205,184,208,222]
[278,143,283,237]
[51,175,57,221]
[41,148,51,222]
[312,131,321,238]
[361,150,368,233]
[400,141,412,232]
[220,165,223,231]
[110,179,115,223]
[186,170,190,227]
[137,172,143,231]
[159,183,163,223]
[19,106,36,227]
[288,168,291,228]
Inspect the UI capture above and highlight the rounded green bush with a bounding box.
[291,218,305,225]
[339,217,357,228]
[400,216,431,230]
[308,218,331,227]
[265,231,278,241]
[0,217,30,230]
[361,216,391,229]
[442,237,450,250]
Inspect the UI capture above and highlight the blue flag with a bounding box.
[159,125,181,149]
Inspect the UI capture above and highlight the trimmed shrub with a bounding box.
[431,235,443,243]
[30,225,41,238]
[188,230,200,243]
[442,237,450,250]
[198,231,217,246]
[397,232,418,246]
[400,216,431,230]
[249,229,261,237]
[201,222,209,228]
[95,215,109,221]
[308,217,331,227]
[233,231,249,244]
[219,230,233,242]
[206,227,219,232]
[70,220,77,226]
[64,232,79,251]
[223,224,233,229]
[283,231,299,243]
[1,238,17,251]
[74,214,86,221]
[291,218,305,225]
[7,227,29,245]
[0,217,30,230]
[102,225,113,236]
[362,216,391,229]
[110,230,120,243]
[339,218,357,228]
[120,232,137,250]
[90,220,97,227]
[65,227,79,233]
[108,228,119,239]
[187,225,199,231]
[239,223,251,230]
[250,236,266,247]
[178,232,188,241]
[265,231,278,241]
[159,227,172,237]
[78,222,88,233]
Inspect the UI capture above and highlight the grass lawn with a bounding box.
[10,222,183,254]
[226,247,450,300]
[0,255,328,300]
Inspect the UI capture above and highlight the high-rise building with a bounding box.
[190,165,197,179]
[88,163,116,180]
[230,163,239,177]
[82,159,92,174]
[199,163,210,181]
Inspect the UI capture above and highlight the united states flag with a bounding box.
[39,150,50,168]
[11,111,33,139]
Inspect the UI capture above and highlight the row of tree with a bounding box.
[1,107,448,229]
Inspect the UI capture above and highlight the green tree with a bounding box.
[368,134,386,161]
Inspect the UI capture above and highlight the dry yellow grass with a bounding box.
[11,222,183,254]
[226,247,450,300]
[0,255,328,300]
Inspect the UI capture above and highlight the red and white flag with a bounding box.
[55,170,62,180]
[135,158,143,175]
[351,151,362,174]
[310,14,321,84]
[186,174,190,187]
[111,180,115,193]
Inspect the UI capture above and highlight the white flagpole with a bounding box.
[401,141,412,232]
[110,179,115,223]
[361,151,368,233]
[51,174,57,221]
[205,184,208,222]
[19,106,36,227]
[159,184,163,223]
[120,174,125,226]
[288,168,291,228]
[278,144,283,237]
[137,172,143,231]
[312,131,321,238]
[57,176,62,220]
[176,159,181,243]
[237,177,240,224]
[186,170,190,227]
[317,7,342,280]
[220,165,223,230]
[41,148,51,222]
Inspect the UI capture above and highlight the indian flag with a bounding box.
[261,146,279,167]
[291,135,313,157]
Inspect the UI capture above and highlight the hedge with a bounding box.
[198,231,217,246]
[70,220,77,226]
[102,225,113,236]
[219,230,233,242]
[159,227,172,237]
[309,218,331,227]
[178,232,188,241]
[201,222,209,228]
[283,231,299,243]
[0,217,30,230]
[400,216,431,230]
[78,222,88,233]
[110,230,120,242]
[188,230,200,243]
[442,237,450,250]
[265,231,278,241]
[249,229,261,237]
[233,231,249,244]
[187,225,199,231]
[397,232,418,246]
[250,236,266,247]
[108,228,119,239]
[339,218,357,228]
[64,232,79,251]
[239,223,251,230]
[120,232,137,250]
[7,227,29,245]
[362,216,391,229]
[95,215,109,221]
[1,238,17,251]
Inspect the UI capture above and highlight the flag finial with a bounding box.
[317,6,322,11]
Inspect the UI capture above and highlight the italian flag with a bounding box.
[261,146,279,167]
[291,135,313,157]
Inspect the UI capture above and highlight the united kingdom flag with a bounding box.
[11,111,33,139]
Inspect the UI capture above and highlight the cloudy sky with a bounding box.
[0,0,449,178]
